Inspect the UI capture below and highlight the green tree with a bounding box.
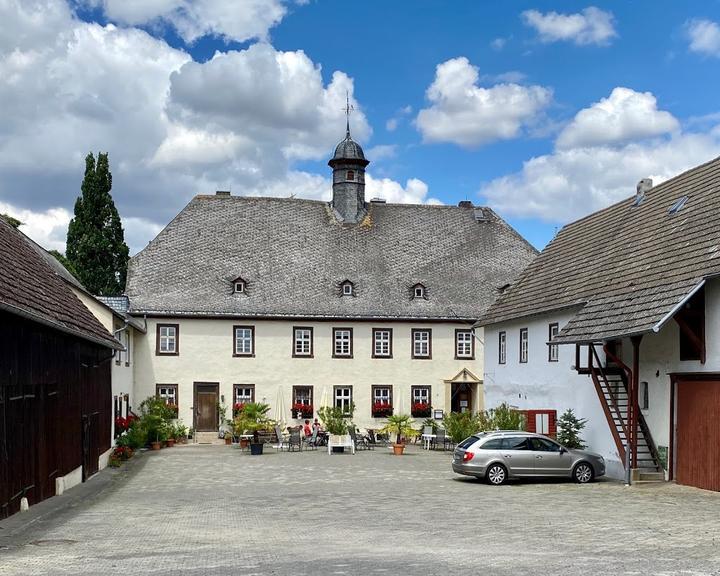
[66,152,129,295]
[0,213,22,228]
[556,409,587,449]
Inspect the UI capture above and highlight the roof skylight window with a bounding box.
[668,196,688,215]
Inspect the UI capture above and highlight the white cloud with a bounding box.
[557,87,680,149]
[365,176,440,205]
[686,18,720,58]
[415,57,552,147]
[0,200,71,252]
[481,88,720,223]
[522,7,617,46]
[91,0,286,44]
[490,37,507,51]
[0,0,429,254]
[366,144,397,161]
[385,105,412,132]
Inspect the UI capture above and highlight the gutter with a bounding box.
[652,279,706,333]
[0,301,122,350]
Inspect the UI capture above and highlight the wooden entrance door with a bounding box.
[676,379,720,491]
[451,383,473,413]
[194,383,219,432]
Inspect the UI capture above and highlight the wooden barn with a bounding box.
[0,219,120,519]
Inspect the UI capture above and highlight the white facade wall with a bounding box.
[483,278,720,481]
[484,310,624,479]
[134,318,484,431]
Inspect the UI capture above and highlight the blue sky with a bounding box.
[2,1,720,253]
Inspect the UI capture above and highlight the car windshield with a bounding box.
[457,435,483,449]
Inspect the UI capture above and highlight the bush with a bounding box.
[119,420,147,449]
[318,405,354,435]
[443,411,483,443]
[487,402,525,431]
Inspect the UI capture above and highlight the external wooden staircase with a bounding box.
[587,344,664,481]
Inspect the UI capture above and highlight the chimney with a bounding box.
[458,200,473,208]
[216,190,231,196]
[633,178,652,206]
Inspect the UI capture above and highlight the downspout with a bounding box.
[630,336,643,479]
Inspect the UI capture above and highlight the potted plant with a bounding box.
[224,431,232,445]
[318,405,353,453]
[381,413,417,455]
[292,402,313,419]
[175,422,188,444]
[233,402,272,455]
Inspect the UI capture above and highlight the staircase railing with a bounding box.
[588,344,627,465]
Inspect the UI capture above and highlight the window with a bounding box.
[156,384,178,406]
[333,328,353,358]
[412,329,432,359]
[519,328,528,363]
[455,329,474,359]
[372,328,393,358]
[526,409,557,437]
[548,323,559,362]
[234,281,245,293]
[124,330,131,366]
[479,438,504,450]
[528,437,561,452]
[668,196,688,215]
[501,437,529,450]
[341,281,354,296]
[412,283,426,299]
[640,381,649,410]
[498,331,506,364]
[156,324,179,355]
[292,386,313,416]
[334,386,353,415]
[116,329,129,365]
[411,385,431,416]
[293,326,313,357]
[233,384,255,404]
[346,170,354,181]
[233,326,254,357]
[371,385,393,417]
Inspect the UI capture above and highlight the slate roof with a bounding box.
[126,196,538,321]
[478,155,720,343]
[0,219,121,348]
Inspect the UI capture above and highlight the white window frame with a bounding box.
[412,329,431,358]
[234,281,245,293]
[234,385,254,404]
[233,326,254,356]
[373,329,392,358]
[455,330,473,359]
[333,328,352,358]
[158,325,177,354]
[342,282,353,296]
[520,328,528,363]
[548,323,559,362]
[413,284,426,299]
[412,386,430,404]
[293,327,313,357]
[334,386,353,414]
[373,386,391,403]
[498,331,506,364]
[157,384,177,406]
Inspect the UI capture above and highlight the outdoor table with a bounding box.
[421,433,436,450]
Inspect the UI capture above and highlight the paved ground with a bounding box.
[1,444,720,576]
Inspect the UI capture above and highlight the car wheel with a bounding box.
[486,463,508,486]
[573,462,594,484]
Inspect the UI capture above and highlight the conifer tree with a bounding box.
[556,409,588,449]
[66,152,129,295]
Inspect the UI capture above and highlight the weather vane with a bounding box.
[343,91,354,137]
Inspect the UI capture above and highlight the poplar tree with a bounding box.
[66,152,129,295]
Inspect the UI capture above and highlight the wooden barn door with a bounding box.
[676,379,720,491]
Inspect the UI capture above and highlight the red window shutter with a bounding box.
[548,410,557,438]
[525,410,536,433]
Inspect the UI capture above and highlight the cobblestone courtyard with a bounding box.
[1,445,720,575]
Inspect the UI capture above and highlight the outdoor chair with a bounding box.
[274,425,289,452]
[287,429,302,452]
[303,427,318,450]
[363,429,376,450]
[434,428,450,451]
[348,427,367,451]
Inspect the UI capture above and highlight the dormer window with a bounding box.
[341,280,354,296]
[346,170,355,181]
[412,283,427,299]
[233,277,247,294]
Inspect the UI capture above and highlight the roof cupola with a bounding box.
[328,95,370,223]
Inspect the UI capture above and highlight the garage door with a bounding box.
[676,379,720,492]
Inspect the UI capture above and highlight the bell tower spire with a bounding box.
[329,96,369,224]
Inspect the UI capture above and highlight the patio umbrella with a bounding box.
[319,385,329,410]
[275,386,287,429]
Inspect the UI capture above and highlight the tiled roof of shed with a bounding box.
[0,219,121,348]
[126,196,538,320]
[478,155,720,343]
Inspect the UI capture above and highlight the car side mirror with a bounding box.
[559,446,567,454]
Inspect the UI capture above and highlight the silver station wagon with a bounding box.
[452,431,605,485]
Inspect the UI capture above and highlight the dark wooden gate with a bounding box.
[676,378,720,491]
[194,383,219,431]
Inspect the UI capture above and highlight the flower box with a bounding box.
[371,401,393,418]
[411,402,432,418]
[291,403,313,419]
